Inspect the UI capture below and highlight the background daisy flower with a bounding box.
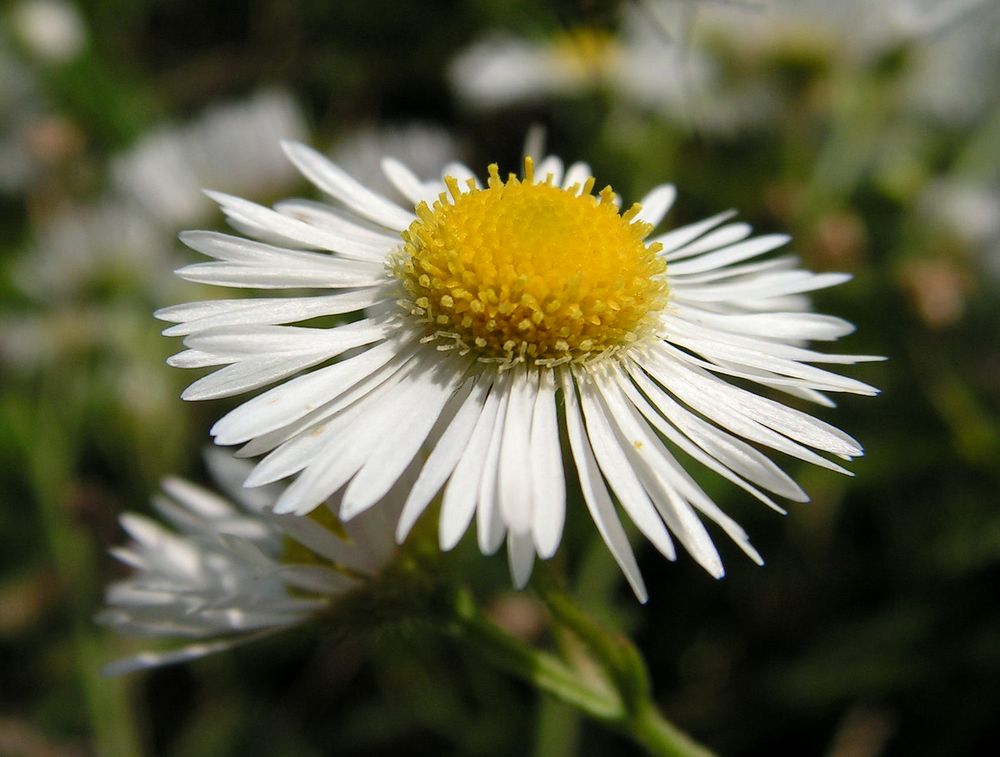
[160,142,878,601]
[99,450,401,675]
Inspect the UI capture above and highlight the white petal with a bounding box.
[575,372,676,560]
[673,309,855,341]
[210,338,401,445]
[436,376,505,551]
[160,289,391,336]
[530,368,565,559]
[673,270,852,302]
[340,359,470,519]
[594,379,724,577]
[639,356,856,471]
[667,234,790,276]
[562,162,592,193]
[281,141,416,230]
[636,184,677,228]
[263,358,424,508]
[175,261,385,290]
[507,529,536,589]
[497,365,536,535]
[395,372,491,542]
[534,155,564,186]
[271,513,380,573]
[202,194,399,258]
[476,371,512,555]
[669,255,799,286]
[241,350,419,482]
[181,320,387,360]
[621,362,802,506]
[655,212,741,257]
[559,369,648,602]
[274,198,401,259]
[102,636,268,676]
[381,157,439,206]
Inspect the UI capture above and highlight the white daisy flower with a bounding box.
[449,12,715,116]
[160,142,878,602]
[99,450,401,675]
[695,0,1000,126]
[449,5,776,134]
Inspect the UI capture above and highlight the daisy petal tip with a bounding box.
[176,229,204,247]
[201,188,229,204]
[380,155,403,172]
[270,499,297,516]
[279,138,309,158]
[338,494,374,523]
[440,511,473,552]
[535,541,559,561]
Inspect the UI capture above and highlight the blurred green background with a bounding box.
[1,0,998,754]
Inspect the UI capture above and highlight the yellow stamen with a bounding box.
[393,157,667,367]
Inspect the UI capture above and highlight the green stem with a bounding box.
[532,569,715,757]
[631,702,716,757]
[444,587,622,721]
[439,584,715,757]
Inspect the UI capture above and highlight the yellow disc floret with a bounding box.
[393,157,667,367]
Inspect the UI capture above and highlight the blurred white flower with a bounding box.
[448,11,703,110]
[922,180,1000,248]
[111,89,309,227]
[10,0,87,63]
[920,178,1000,279]
[100,450,402,674]
[450,3,774,133]
[2,200,180,377]
[12,200,177,302]
[694,0,1000,126]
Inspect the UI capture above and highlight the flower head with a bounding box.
[448,8,719,120]
[99,450,401,674]
[160,142,878,601]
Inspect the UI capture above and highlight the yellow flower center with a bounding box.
[552,27,619,79]
[393,158,667,367]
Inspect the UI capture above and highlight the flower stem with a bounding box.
[532,568,715,757]
[438,584,714,757]
[443,587,623,721]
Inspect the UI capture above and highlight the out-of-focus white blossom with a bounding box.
[693,0,1000,126]
[111,89,309,227]
[450,2,776,133]
[12,200,177,302]
[1,200,181,377]
[10,0,87,63]
[920,179,1000,279]
[100,451,403,675]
